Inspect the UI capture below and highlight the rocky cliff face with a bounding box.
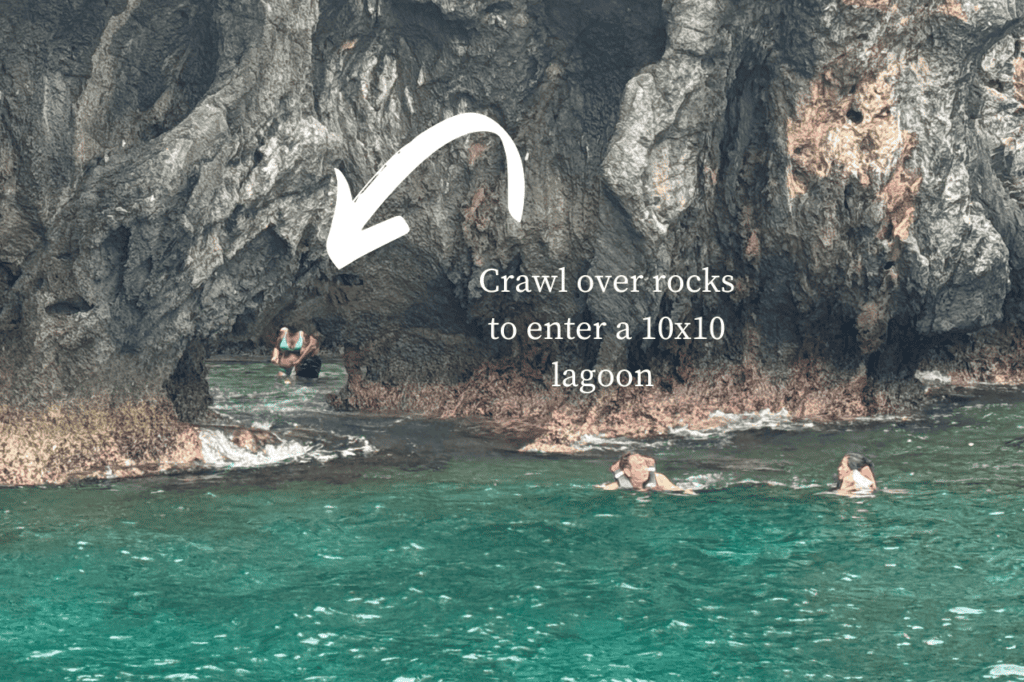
[2,0,1024,417]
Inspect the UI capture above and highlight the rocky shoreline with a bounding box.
[0,376,1000,488]
[329,359,922,453]
[331,323,1024,450]
[4,320,1024,488]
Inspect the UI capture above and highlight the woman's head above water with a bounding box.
[844,453,873,472]
[835,452,876,493]
[838,453,873,480]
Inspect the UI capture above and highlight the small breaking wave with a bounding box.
[200,426,376,470]
[671,408,816,439]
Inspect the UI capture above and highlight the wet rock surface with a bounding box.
[2,0,1024,416]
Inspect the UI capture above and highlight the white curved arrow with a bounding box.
[326,112,525,270]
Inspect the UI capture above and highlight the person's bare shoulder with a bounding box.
[653,473,697,494]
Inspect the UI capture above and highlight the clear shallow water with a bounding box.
[206,357,350,425]
[2,364,1024,681]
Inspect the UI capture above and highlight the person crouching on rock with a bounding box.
[597,452,696,494]
[834,452,876,496]
[271,326,321,383]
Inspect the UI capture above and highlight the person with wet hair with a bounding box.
[598,452,696,494]
[835,452,876,496]
[270,325,321,383]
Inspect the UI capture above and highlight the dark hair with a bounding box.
[619,452,655,468]
[845,453,873,472]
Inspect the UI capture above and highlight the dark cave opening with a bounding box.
[301,0,672,382]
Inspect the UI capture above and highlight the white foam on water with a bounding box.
[577,434,647,449]
[949,606,985,615]
[987,664,1024,678]
[670,408,815,439]
[199,429,375,470]
[680,474,716,490]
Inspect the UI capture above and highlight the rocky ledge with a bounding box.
[0,398,204,486]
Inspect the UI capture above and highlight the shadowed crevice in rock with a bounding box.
[164,338,213,422]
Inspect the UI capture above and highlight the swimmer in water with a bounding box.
[270,325,321,384]
[834,452,876,496]
[597,452,697,494]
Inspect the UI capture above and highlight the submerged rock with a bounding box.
[1,0,1023,420]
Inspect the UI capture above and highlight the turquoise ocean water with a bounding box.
[2,362,1023,681]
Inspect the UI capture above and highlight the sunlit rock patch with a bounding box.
[0,399,203,486]
[787,62,915,209]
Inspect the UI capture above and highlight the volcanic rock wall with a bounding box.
[2,0,1024,415]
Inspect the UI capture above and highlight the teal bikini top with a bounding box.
[279,331,303,352]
